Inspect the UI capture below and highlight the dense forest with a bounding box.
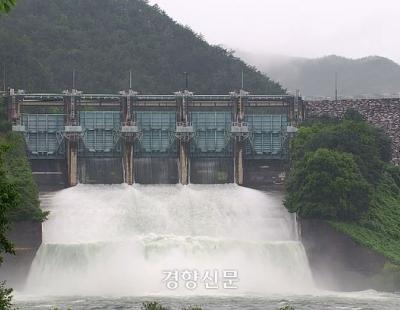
[0,0,284,94]
[285,111,400,289]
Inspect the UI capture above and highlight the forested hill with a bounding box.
[237,52,400,98]
[0,0,283,94]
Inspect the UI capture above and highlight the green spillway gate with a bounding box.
[21,114,65,158]
[18,105,292,161]
[135,111,177,156]
[19,112,289,159]
[245,114,288,158]
[79,111,121,156]
[190,111,232,157]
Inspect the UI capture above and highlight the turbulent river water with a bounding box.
[14,184,400,309]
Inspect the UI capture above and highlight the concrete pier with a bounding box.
[67,141,78,186]
[234,141,244,184]
[122,141,134,185]
[176,90,193,185]
[63,90,82,187]
[120,89,139,185]
[179,142,189,184]
[232,90,248,186]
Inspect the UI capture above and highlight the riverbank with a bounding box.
[285,110,400,291]
[328,170,400,291]
[12,291,400,310]
[0,99,46,289]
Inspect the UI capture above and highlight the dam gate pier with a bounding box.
[5,88,304,186]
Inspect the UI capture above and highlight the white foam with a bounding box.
[25,184,314,296]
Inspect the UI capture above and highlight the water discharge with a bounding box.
[25,184,314,296]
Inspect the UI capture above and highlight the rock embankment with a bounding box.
[307,98,400,165]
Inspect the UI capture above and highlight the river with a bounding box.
[12,184,400,309]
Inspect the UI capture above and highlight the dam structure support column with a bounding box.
[63,89,82,187]
[6,88,25,132]
[120,89,139,185]
[7,88,21,125]
[231,90,249,186]
[175,90,194,185]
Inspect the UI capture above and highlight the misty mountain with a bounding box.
[236,52,400,98]
[0,0,283,94]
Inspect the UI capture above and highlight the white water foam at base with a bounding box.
[25,184,314,296]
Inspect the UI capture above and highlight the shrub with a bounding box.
[286,148,371,220]
[0,281,14,310]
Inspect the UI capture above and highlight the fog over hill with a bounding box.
[236,51,400,98]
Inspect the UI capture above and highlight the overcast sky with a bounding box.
[148,0,400,64]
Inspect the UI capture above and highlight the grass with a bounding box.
[141,303,203,310]
[330,168,400,265]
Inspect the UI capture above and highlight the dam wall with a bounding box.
[30,159,67,190]
[134,157,179,184]
[79,157,123,184]
[301,219,387,291]
[0,221,42,290]
[306,98,400,165]
[29,157,286,187]
[190,158,234,184]
[243,159,285,188]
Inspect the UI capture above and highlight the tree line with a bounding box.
[0,0,284,95]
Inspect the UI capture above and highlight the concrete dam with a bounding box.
[5,88,305,187]
[2,90,393,297]
[3,87,319,297]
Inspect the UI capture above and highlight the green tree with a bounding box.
[141,302,169,310]
[285,148,372,220]
[2,133,48,222]
[343,108,365,122]
[0,0,16,12]
[0,145,17,262]
[279,306,295,310]
[0,98,47,222]
[0,281,13,310]
[290,113,390,185]
[0,145,18,310]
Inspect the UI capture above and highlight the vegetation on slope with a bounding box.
[286,148,371,220]
[0,98,47,222]
[330,166,400,264]
[285,110,400,268]
[286,110,391,219]
[1,1,21,309]
[0,144,17,262]
[0,0,284,94]
[0,0,15,13]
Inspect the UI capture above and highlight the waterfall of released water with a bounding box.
[25,184,314,296]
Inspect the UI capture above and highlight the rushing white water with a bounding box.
[25,184,314,296]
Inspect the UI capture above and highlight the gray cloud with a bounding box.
[149,0,400,63]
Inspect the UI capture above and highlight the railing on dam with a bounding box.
[4,88,305,185]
